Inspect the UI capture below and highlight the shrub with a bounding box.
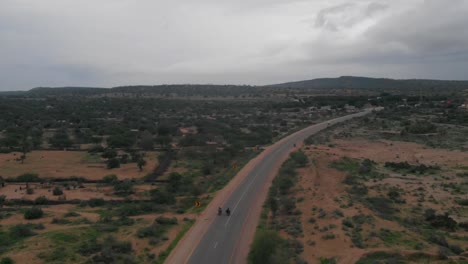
[52,187,63,196]
[88,236,135,263]
[137,224,165,239]
[102,174,118,184]
[320,257,337,264]
[155,216,178,225]
[248,230,290,264]
[333,209,344,218]
[290,151,308,167]
[78,238,101,256]
[113,180,134,196]
[365,197,396,219]
[150,189,176,205]
[24,207,44,220]
[322,233,336,240]
[88,198,105,207]
[342,218,354,228]
[15,173,41,182]
[9,224,36,238]
[34,196,48,205]
[426,212,457,231]
[0,257,14,264]
[455,199,468,206]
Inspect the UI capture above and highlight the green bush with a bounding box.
[24,207,44,220]
[342,218,354,228]
[113,180,134,196]
[455,199,468,206]
[88,198,105,207]
[155,216,178,225]
[0,257,14,264]
[248,230,290,264]
[150,189,176,205]
[52,187,63,196]
[78,238,101,256]
[102,174,118,184]
[290,151,308,167]
[15,173,41,182]
[34,196,48,205]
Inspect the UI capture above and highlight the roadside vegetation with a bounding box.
[282,93,468,263]
[248,150,309,264]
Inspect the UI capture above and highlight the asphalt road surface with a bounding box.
[168,109,377,264]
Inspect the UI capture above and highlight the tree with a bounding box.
[137,158,147,171]
[0,195,6,208]
[107,158,120,169]
[156,135,172,148]
[167,172,182,193]
[19,135,32,164]
[102,149,117,159]
[107,132,136,148]
[49,128,72,149]
[139,131,154,150]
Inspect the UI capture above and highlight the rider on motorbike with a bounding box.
[218,207,222,215]
[225,208,231,216]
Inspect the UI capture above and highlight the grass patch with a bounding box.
[155,219,195,264]
[37,228,99,263]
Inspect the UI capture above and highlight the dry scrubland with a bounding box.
[251,111,468,264]
[0,151,158,180]
[0,146,258,264]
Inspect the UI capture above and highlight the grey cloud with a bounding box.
[315,3,356,31]
[0,0,467,90]
[314,1,387,32]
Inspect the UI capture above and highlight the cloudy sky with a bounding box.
[1,0,468,90]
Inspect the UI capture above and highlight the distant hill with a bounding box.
[28,86,108,96]
[1,76,468,97]
[269,76,468,90]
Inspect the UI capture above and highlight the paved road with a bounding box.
[168,109,377,264]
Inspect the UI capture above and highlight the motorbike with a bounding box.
[226,208,231,216]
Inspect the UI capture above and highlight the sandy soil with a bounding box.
[326,139,468,168]
[290,139,468,263]
[0,150,158,180]
[0,182,157,200]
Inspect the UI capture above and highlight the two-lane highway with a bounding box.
[166,109,378,264]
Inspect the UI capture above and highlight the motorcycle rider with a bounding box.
[226,207,231,216]
[218,207,222,215]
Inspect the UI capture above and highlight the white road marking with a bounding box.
[214,242,218,248]
[224,151,279,228]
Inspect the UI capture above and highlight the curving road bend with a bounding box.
[166,108,379,264]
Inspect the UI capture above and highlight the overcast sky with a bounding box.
[1,0,468,90]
